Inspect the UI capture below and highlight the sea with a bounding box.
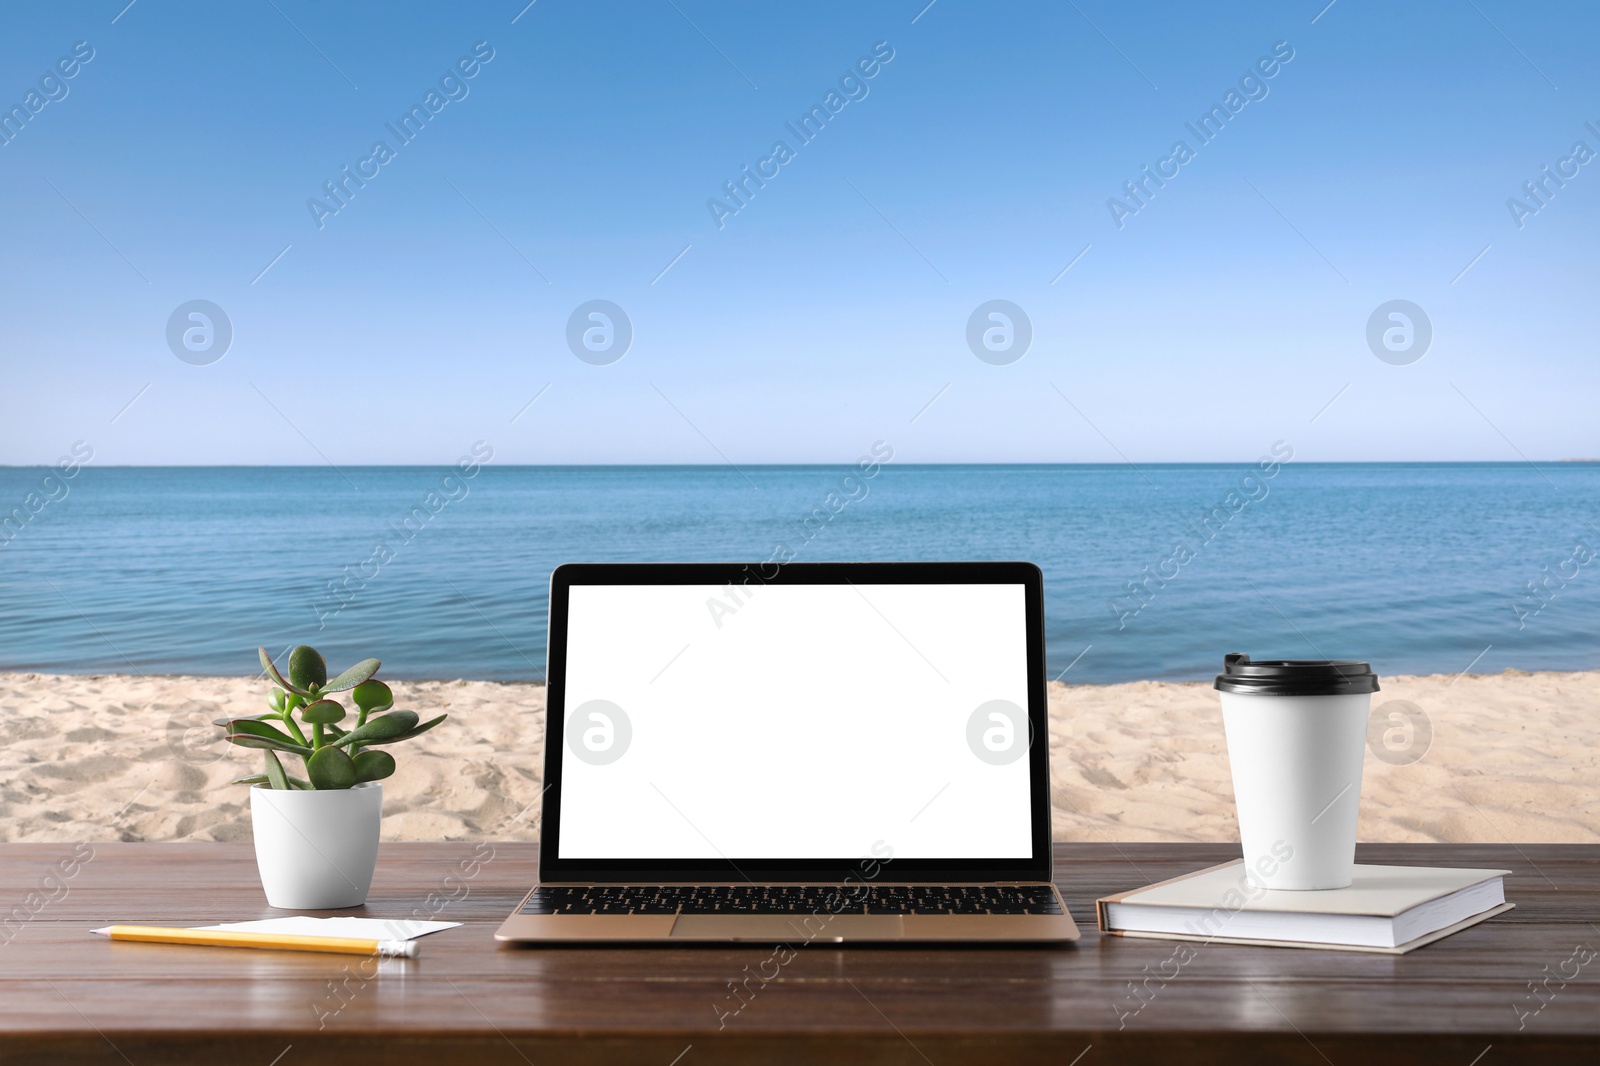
[1,462,1597,684]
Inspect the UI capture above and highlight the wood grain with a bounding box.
[1,842,1595,1064]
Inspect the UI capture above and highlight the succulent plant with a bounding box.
[215,645,446,790]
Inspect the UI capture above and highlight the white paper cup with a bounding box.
[1215,655,1379,891]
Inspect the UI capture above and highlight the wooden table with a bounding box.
[1,842,1594,1064]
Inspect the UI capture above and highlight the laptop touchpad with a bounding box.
[669,915,905,941]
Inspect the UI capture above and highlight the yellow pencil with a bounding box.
[93,925,419,957]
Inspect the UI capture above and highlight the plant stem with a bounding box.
[281,713,309,747]
[313,723,325,749]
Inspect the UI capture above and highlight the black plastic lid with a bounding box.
[1213,653,1380,696]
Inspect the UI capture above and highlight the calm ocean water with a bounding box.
[1,463,1596,684]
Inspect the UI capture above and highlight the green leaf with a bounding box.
[306,745,357,789]
[268,689,288,713]
[330,710,419,748]
[212,713,281,727]
[218,717,300,746]
[237,769,311,790]
[259,646,309,696]
[352,749,396,783]
[371,713,448,745]
[288,645,328,691]
[323,658,381,693]
[263,750,290,790]
[299,698,346,725]
[350,679,393,715]
[226,733,314,758]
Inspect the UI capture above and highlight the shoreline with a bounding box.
[2,669,1594,845]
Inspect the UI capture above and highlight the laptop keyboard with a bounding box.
[520,884,1064,916]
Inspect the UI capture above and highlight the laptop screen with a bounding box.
[554,579,1035,862]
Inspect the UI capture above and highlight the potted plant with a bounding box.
[215,645,446,909]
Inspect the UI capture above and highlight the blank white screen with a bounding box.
[557,582,1034,859]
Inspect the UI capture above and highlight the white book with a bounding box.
[1097,861,1512,954]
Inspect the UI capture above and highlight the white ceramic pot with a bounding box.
[250,782,382,909]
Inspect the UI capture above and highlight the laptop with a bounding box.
[495,561,1079,944]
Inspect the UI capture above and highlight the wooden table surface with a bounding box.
[1,842,1595,1064]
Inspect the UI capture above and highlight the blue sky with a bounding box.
[2,0,1596,465]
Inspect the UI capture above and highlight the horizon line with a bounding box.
[2,459,1597,469]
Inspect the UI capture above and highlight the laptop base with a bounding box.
[495,884,1081,943]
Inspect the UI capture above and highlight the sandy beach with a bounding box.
[1,670,1593,845]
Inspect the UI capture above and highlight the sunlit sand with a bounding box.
[2,670,1593,844]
